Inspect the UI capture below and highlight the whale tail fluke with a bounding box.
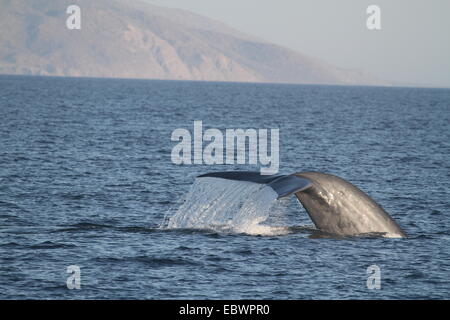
[198,171,311,198]
[197,171,406,238]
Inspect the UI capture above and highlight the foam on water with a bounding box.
[163,177,292,236]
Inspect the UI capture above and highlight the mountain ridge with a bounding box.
[0,0,386,85]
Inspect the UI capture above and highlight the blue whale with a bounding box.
[198,171,406,238]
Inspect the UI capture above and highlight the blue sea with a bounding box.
[0,75,449,299]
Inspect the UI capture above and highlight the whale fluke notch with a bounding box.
[197,171,406,238]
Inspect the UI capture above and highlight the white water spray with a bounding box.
[163,177,292,236]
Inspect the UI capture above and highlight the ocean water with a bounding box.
[0,75,449,299]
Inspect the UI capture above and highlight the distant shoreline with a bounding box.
[1,73,448,90]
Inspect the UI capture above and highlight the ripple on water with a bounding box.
[1,77,449,299]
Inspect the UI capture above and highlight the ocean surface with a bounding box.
[0,75,449,299]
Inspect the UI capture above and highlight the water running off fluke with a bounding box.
[163,171,406,238]
[163,177,293,236]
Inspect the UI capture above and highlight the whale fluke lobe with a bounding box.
[198,171,282,184]
[198,171,312,198]
[197,171,406,238]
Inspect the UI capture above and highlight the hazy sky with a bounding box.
[144,0,450,87]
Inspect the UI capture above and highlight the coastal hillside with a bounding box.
[0,0,385,85]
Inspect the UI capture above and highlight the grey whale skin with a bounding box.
[198,171,406,238]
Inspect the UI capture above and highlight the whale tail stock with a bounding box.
[197,171,406,238]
